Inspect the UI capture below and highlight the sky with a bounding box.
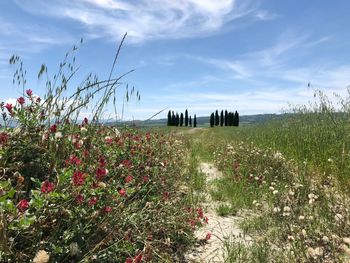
[1,0,350,120]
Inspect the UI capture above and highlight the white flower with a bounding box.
[252,200,257,205]
[283,206,291,212]
[273,207,281,213]
[322,236,329,243]
[33,250,50,263]
[288,190,295,196]
[269,186,275,191]
[298,215,305,221]
[287,235,295,241]
[273,190,279,195]
[80,127,88,133]
[302,229,307,237]
[327,158,333,163]
[114,128,121,137]
[54,132,63,139]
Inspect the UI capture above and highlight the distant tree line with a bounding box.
[167,109,197,127]
[210,110,239,127]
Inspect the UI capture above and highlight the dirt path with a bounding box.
[186,162,251,263]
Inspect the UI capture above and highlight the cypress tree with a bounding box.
[194,114,197,127]
[180,113,184,127]
[189,116,192,127]
[167,110,171,126]
[185,109,189,127]
[171,111,176,126]
[229,112,233,126]
[176,113,179,126]
[234,111,239,127]
[224,110,228,126]
[220,110,224,126]
[215,110,219,126]
[210,113,214,127]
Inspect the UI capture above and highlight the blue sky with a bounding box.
[1,0,350,120]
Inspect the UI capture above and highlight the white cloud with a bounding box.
[14,0,262,43]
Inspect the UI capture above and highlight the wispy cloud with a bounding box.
[14,0,267,43]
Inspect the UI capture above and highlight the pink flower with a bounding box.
[96,167,108,180]
[104,206,112,213]
[121,159,132,168]
[88,197,98,206]
[125,258,133,263]
[50,124,57,133]
[205,232,211,241]
[75,194,84,204]
[72,171,85,186]
[125,175,133,183]
[17,199,29,212]
[41,180,55,194]
[196,208,204,219]
[26,89,33,96]
[98,157,107,167]
[142,176,149,182]
[119,188,126,197]
[82,117,88,125]
[4,103,12,113]
[17,97,25,105]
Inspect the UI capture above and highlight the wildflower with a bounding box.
[88,197,98,206]
[98,182,106,188]
[104,206,112,213]
[283,206,291,212]
[50,124,57,133]
[197,207,204,218]
[80,127,88,133]
[119,188,126,197]
[26,89,33,96]
[307,247,324,258]
[17,97,25,105]
[125,258,133,263]
[125,175,133,183]
[54,132,63,140]
[4,103,13,113]
[121,159,132,168]
[0,132,9,145]
[33,250,50,263]
[17,199,29,212]
[163,191,170,200]
[99,157,107,167]
[301,229,307,237]
[272,190,279,195]
[114,128,121,137]
[288,190,295,196]
[96,167,108,180]
[75,194,84,204]
[269,186,275,191]
[134,254,143,263]
[273,207,281,213]
[72,171,85,186]
[41,180,55,194]
[322,236,329,243]
[204,216,209,224]
[205,232,212,240]
[69,242,81,256]
[82,117,88,125]
[287,235,295,241]
[298,215,305,221]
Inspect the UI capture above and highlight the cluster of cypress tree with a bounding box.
[210,110,239,127]
[167,109,197,127]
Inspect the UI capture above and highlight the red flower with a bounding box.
[75,194,84,204]
[17,199,29,212]
[88,197,98,206]
[0,132,8,145]
[82,117,88,125]
[204,216,209,224]
[50,124,57,133]
[98,157,107,167]
[163,191,170,200]
[125,258,133,263]
[119,188,126,197]
[72,171,85,186]
[96,167,108,180]
[197,208,204,219]
[26,89,33,96]
[17,97,25,105]
[134,254,143,263]
[125,175,133,183]
[4,103,12,113]
[146,132,151,142]
[121,159,132,168]
[142,176,149,182]
[205,232,211,240]
[41,180,55,194]
[104,206,112,213]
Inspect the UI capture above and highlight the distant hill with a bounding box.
[107,113,290,127]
